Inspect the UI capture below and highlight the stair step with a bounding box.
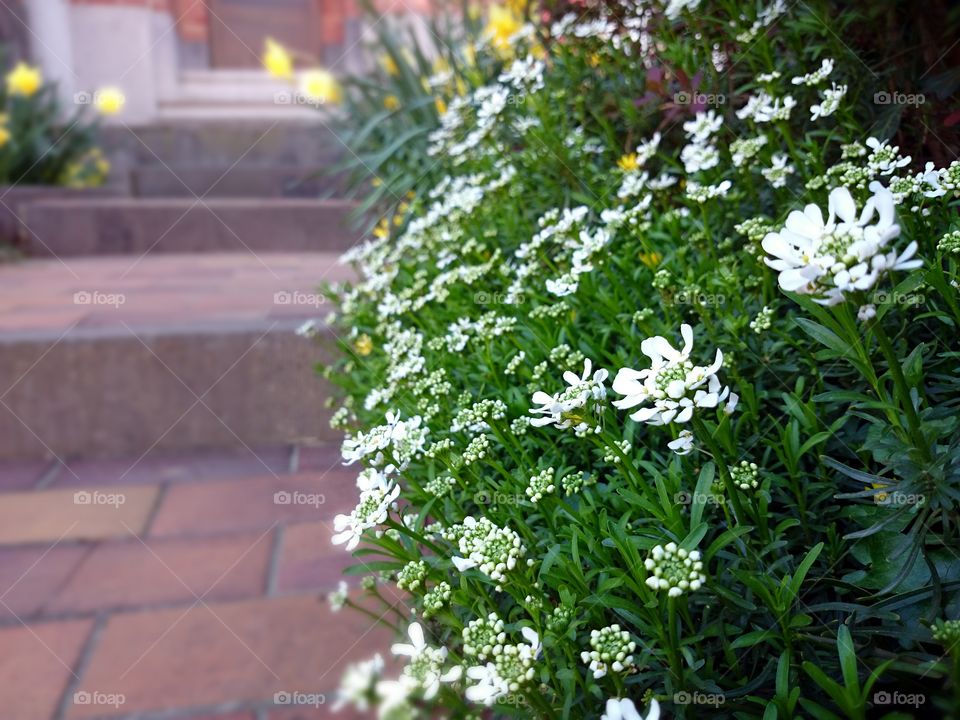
[101,121,343,168]
[130,164,345,198]
[20,197,360,256]
[0,253,352,461]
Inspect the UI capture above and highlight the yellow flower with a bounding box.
[435,96,447,115]
[485,4,523,54]
[506,0,528,14]
[639,251,662,269]
[383,94,400,111]
[0,125,10,148]
[94,86,125,115]
[263,38,293,79]
[371,177,383,188]
[618,153,639,172]
[299,68,342,105]
[373,218,390,239]
[6,62,42,97]
[354,334,374,357]
[381,53,399,77]
[589,53,602,68]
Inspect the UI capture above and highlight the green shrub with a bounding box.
[320,1,960,717]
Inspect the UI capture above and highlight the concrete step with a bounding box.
[19,197,359,256]
[130,164,346,198]
[0,253,353,461]
[100,121,344,168]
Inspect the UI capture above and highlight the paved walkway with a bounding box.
[0,444,389,719]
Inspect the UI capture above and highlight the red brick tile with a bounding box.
[46,532,272,615]
[0,545,90,621]
[70,595,391,718]
[149,473,357,538]
[0,618,93,720]
[0,486,158,545]
[295,446,342,473]
[52,447,292,488]
[275,523,353,594]
[269,706,369,719]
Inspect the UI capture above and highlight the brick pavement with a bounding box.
[0,445,390,720]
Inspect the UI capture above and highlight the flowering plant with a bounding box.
[0,57,112,188]
[315,1,960,717]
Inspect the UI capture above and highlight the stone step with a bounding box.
[130,164,346,198]
[101,121,344,169]
[0,253,353,461]
[19,198,360,256]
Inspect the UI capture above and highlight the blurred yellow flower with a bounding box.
[486,5,523,53]
[462,43,477,68]
[383,94,400,110]
[354,334,374,356]
[373,218,389,239]
[506,0,529,14]
[299,68,342,105]
[371,177,383,188]
[263,38,293,79]
[618,153,639,172]
[589,53,602,68]
[381,53,399,77]
[639,251,662,269]
[0,125,10,148]
[435,96,447,115]
[94,87,125,115]
[6,62,42,97]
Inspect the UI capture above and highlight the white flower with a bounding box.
[762,154,795,188]
[680,142,719,173]
[392,622,462,700]
[332,478,400,550]
[327,580,348,611]
[858,304,877,321]
[810,82,847,120]
[334,653,384,712]
[683,109,723,143]
[530,358,608,432]
[602,698,661,720]
[465,628,539,705]
[761,185,921,305]
[612,324,735,426]
[866,137,911,176]
[791,58,834,86]
[635,132,661,165]
[668,429,695,455]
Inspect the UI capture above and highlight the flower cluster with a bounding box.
[613,324,737,425]
[762,185,921,305]
[581,624,637,679]
[444,517,527,587]
[644,543,706,597]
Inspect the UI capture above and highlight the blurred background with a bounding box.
[0,1,436,718]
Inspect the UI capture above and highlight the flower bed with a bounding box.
[318,1,960,717]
